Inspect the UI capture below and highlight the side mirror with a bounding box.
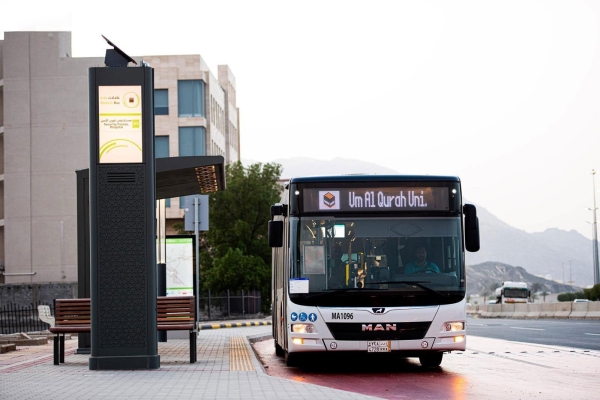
[463,204,480,252]
[268,220,283,247]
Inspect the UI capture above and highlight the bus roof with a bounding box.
[288,175,461,184]
[501,281,528,288]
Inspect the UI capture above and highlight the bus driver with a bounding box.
[404,245,440,274]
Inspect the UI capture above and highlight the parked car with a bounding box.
[573,299,589,303]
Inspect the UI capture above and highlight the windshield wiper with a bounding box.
[365,280,449,298]
[302,287,385,300]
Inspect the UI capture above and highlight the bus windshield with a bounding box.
[289,216,465,307]
[504,288,528,298]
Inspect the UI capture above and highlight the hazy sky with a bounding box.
[2,0,600,239]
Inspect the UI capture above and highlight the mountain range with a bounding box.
[243,157,595,288]
[466,262,580,297]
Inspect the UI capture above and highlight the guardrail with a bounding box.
[467,301,600,319]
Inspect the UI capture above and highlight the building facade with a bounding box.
[0,31,240,285]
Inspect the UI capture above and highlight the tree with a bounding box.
[489,282,501,292]
[481,290,490,303]
[202,161,283,312]
[204,248,269,292]
[530,282,542,302]
[583,284,600,301]
[557,293,570,302]
[541,291,549,302]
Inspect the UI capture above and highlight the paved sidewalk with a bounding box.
[0,322,377,400]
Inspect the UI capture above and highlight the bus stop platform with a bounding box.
[0,319,375,400]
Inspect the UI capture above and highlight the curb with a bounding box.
[198,320,272,330]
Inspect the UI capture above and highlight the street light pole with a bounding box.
[591,170,600,285]
[562,262,565,284]
[569,260,572,285]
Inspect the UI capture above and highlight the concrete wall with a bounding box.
[467,301,599,319]
[2,32,101,284]
[218,65,240,163]
[0,282,77,306]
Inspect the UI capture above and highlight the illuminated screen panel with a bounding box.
[303,187,450,212]
[98,85,143,163]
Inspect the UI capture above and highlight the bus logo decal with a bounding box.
[372,308,385,314]
[319,191,340,210]
[362,323,397,331]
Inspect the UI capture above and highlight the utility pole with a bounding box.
[562,262,565,284]
[569,260,572,285]
[591,170,600,285]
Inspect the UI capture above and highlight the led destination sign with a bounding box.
[303,187,450,212]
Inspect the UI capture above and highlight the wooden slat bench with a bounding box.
[49,296,197,365]
[49,299,90,365]
[157,296,197,363]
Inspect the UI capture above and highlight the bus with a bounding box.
[494,281,530,304]
[268,175,480,367]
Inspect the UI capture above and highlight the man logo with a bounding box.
[362,323,396,331]
[372,308,385,314]
[319,191,340,210]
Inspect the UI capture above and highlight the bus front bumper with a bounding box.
[288,336,466,353]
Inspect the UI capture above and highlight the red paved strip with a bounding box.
[253,339,468,400]
[0,349,77,373]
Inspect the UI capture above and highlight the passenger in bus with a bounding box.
[404,245,440,274]
[328,244,347,288]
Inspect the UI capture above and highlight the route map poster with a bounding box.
[165,237,194,296]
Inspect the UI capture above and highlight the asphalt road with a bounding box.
[467,316,600,350]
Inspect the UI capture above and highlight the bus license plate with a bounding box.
[367,341,391,352]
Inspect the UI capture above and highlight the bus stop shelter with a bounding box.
[75,155,226,352]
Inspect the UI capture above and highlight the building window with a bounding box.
[155,136,170,158]
[178,127,205,157]
[178,80,205,117]
[154,89,168,115]
[155,136,171,207]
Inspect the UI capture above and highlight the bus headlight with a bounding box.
[442,322,465,332]
[292,324,317,333]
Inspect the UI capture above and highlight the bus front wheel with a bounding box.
[275,342,284,357]
[285,351,301,367]
[419,353,443,368]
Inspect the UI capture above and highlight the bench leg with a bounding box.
[53,334,60,365]
[60,334,65,363]
[190,330,197,363]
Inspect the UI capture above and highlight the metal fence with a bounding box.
[0,290,263,333]
[198,290,262,320]
[0,301,53,334]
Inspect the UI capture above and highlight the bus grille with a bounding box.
[325,321,432,341]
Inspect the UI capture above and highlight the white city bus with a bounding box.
[268,175,480,367]
[495,281,530,304]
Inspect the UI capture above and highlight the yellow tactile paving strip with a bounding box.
[229,336,255,371]
[199,321,271,330]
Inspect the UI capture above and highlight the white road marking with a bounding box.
[584,333,600,336]
[510,327,544,331]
